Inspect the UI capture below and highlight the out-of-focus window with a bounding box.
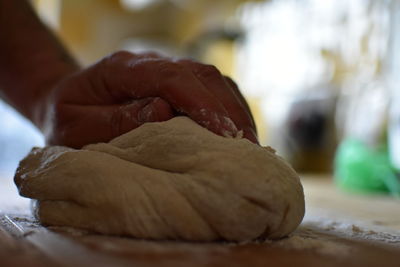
[235,0,391,172]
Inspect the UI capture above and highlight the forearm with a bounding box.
[0,0,79,128]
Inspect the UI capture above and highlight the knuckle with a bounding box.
[224,76,238,88]
[195,64,221,80]
[141,51,163,58]
[101,50,133,65]
[176,58,195,65]
[158,61,185,78]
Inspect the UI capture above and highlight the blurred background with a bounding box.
[1,0,400,197]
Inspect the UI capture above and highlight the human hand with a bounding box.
[39,51,257,148]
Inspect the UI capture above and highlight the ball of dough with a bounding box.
[14,117,305,241]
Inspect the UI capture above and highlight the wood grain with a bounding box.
[1,213,400,267]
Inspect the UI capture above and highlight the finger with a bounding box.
[55,51,167,106]
[223,77,258,143]
[223,76,257,131]
[61,51,169,106]
[178,60,258,143]
[48,97,174,148]
[137,97,174,125]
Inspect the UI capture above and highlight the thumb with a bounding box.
[47,97,174,148]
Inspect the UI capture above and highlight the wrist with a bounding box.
[0,0,79,131]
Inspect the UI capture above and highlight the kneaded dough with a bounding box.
[14,117,305,241]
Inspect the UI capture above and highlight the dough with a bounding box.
[14,117,305,241]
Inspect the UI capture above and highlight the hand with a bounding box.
[40,51,257,148]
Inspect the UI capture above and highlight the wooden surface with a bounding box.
[0,176,399,267]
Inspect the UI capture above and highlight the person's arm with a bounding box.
[0,0,78,128]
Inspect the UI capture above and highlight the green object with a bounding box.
[334,138,400,197]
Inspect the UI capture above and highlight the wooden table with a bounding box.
[1,175,399,267]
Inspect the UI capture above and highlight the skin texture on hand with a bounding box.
[42,51,258,148]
